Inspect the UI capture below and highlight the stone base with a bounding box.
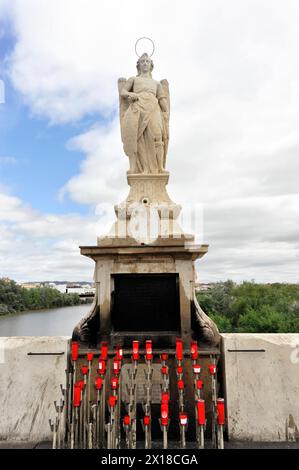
[126,172,173,205]
[98,172,194,246]
[98,231,195,247]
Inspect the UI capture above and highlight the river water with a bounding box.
[0,304,91,336]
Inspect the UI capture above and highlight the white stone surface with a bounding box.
[0,337,69,442]
[222,333,299,441]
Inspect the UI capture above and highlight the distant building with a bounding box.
[66,284,83,294]
[53,284,67,294]
[66,283,95,295]
[18,281,95,294]
[194,282,215,292]
[20,282,41,290]
[47,283,57,289]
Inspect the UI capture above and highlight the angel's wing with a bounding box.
[160,79,170,166]
[160,79,170,114]
[118,77,130,125]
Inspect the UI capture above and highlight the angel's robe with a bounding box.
[120,76,169,174]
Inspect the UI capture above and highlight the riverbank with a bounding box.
[0,297,93,318]
[0,278,80,317]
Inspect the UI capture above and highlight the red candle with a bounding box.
[100,342,108,361]
[190,340,198,360]
[132,340,139,361]
[197,399,206,425]
[145,340,153,360]
[77,380,84,391]
[113,359,120,375]
[111,377,119,390]
[98,360,106,375]
[161,391,170,404]
[161,403,169,426]
[177,379,184,390]
[73,384,81,407]
[109,395,117,408]
[196,379,203,390]
[217,398,225,425]
[116,346,123,361]
[179,413,188,426]
[71,341,79,362]
[123,415,131,426]
[143,415,151,426]
[176,338,183,361]
[95,377,103,390]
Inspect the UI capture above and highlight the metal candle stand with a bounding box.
[50,339,225,449]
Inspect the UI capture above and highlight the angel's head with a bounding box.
[136,53,154,76]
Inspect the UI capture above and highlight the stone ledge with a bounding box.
[80,243,209,260]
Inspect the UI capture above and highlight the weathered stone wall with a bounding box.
[222,333,299,441]
[0,337,69,442]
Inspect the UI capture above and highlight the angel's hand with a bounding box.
[127,92,139,103]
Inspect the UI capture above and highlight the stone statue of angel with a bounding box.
[118,53,170,174]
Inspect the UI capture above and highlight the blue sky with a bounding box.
[0,28,98,215]
[0,0,299,283]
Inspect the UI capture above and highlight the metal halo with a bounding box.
[135,37,155,58]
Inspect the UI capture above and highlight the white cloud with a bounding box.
[197,195,299,283]
[59,120,128,205]
[1,0,299,281]
[0,191,99,281]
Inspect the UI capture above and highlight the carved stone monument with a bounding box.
[73,52,220,349]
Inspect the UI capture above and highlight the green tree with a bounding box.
[197,281,299,333]
[0,278,81,314]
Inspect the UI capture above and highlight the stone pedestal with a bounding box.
[126,172,173,206]
[73,173,220,349]
[98,172,194,246]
